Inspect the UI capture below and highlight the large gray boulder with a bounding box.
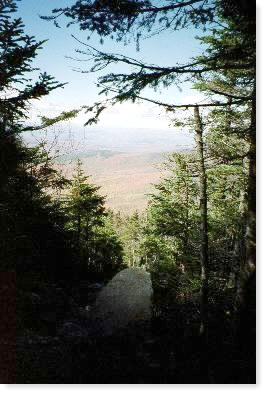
[91,268,153,336]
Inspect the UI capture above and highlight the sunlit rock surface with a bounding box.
[91,268,153,336]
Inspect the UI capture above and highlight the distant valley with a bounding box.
[57,150,169,214]
[24,127,193,214]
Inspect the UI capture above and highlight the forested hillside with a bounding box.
[0,0,256,384]
[55,150,167,213]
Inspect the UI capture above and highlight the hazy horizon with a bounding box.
[22,125,194,157]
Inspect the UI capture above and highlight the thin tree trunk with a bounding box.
[132,241,135,267]
[194,106,209,336]
[184,178,189,251]
[232,168,247,292]
[77,212,81,246]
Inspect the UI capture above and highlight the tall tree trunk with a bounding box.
[194,106,210,381]
[194,106,209,336]
[231,183,247,291]
[235,86,256,310]
[228,99,246,291]
[234,87,256,377]
[244,88,256,275]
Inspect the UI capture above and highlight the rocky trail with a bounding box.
[14,269,180,383]
[11,269,251,384]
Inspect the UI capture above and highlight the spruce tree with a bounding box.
[0,0,70,278]
[64,159,106,245]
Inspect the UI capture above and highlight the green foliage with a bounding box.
[44,0,215,44]
[0,137,76,279]
[0,1,65,131]
[30,109,81,132]
[0,1,75,282]
[127,141,247,282]
[64,159,106,241]
[63,160,125,279]
[107,210,143,267]
[150,153,199,236]
[141,153,200,273]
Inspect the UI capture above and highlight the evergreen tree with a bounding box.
[148,152,199,271]
[204,106,248,280]
[0,1,75,281]
[91,210,125,279]
[193,9,255,304]
[64,159,106,245]
[0,0,65,133]
[64,161,124,279]
[43,0,217,44]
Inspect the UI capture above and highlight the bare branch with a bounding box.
[136,0,207,14]
[71,36,254,77]
[205,88,253,101]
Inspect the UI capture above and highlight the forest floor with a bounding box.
[12,279,255,384]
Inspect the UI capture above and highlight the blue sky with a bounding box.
[17,1,206,123]
[11,0,217,161]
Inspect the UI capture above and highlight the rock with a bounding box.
[78,306,91,322]
[87,282,104,291]
[58,321,90,343]
[40,310,57,324]
[71,281,104,306]
[38,285,80,322]
[19,285,82,336]
[16,331,59,346]
[30,292,42,307]
[16,334,75,383]
[91,268,153,336]
[86,282,104,305]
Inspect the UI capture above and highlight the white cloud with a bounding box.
[28,98,170,129]
[27,92,208,131]
[28,99,67,122]
[180,93,206,105]
[67,101,171,129]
